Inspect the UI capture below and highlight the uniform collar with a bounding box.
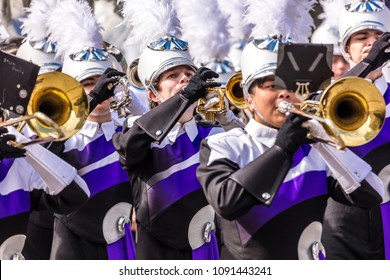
[374,74,388,95]
[78,119,116,141]
[245,118,278,148]
[166,118,198,143]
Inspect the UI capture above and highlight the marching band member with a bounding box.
[322,0,390,260]
[46,0,135,260]
[0,124,89,260]
[195,0,384,260]
[15,0,63,259]
[112,0,242,260]
[310,0,349,80]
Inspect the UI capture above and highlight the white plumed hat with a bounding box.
[311,0,348,56]
[338,0,390,60]
[16,0,62,74]
[48,0,121,82]
[121,0,196,90]
[241,0,316,91]
[174,0,233,84]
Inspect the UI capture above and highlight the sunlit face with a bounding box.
[148,65,195,104]
[332,55,349,80]
[248,75,301,129]
[345,29,383,66]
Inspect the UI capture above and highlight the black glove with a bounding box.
[362,32,390,71]
[181,67,221,103]
[0,127,26,160]
[274,114,314,157]
[89,67,126,104]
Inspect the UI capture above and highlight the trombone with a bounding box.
[277,77,386,150]
[0,72,89,147]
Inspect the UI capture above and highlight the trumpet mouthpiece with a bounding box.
[277,101,294,114]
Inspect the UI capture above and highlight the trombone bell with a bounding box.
[27,72,89,141]
[320,76,385,147]
[278,77,386,149]
[0,72,89,146]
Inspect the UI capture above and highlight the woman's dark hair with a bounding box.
[248,76,274,94]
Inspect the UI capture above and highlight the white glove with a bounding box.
[6,127,90,196]
[301,119,331,141]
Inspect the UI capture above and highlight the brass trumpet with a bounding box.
[277,77,386,150]
[0,72,89,147]
[127,58,144,89]
[109,76,132,118]
[197,71,246,122]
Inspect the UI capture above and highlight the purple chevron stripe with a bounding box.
[291,145,311,168]
[146,125,213,176]
[381,202,390,260]
[0,189,31,219]
[236,170,328,246]
[350,118,390,158]
[147,164,201,220]
[0,158,15,182]
[81,161,130,197]
[64,128,122,169]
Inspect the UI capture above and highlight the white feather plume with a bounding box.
[121,0,182,53]
[216,0,252,40]
[318,0,348,25]
[174,0,231,65]
[20,0,58,41]
[244,0,316,43]
[47,0,103,58]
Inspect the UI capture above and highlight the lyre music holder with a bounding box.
[274,43,333,101]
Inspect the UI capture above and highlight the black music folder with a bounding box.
[274,43,333,100]
[0,50,40,116]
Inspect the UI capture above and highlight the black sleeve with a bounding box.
[112,93,192,170]
[30,180,88,214]
[328,178,383,209]
[341,61,372,78]
[196,139,293,220]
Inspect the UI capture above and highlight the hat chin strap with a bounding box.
[244,86,275,128]
[148,83,166,103]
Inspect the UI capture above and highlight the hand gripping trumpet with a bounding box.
[196,71,246,122]
[109,76,132,118]
[277,77,386,150]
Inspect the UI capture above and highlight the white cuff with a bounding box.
[314,143,372,194]
[216,110,245,130]
[25,144,77,195]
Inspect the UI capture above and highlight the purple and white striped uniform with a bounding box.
[323,76,390,260]
[120,116,222,259]
[51,120,135,260]
[197,119,382,259]
[0,157,87,259]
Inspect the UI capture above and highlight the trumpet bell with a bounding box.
[320,77,385,147]
[27,72,89,140]
[225,71,247,109]
[127,58,144,89]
